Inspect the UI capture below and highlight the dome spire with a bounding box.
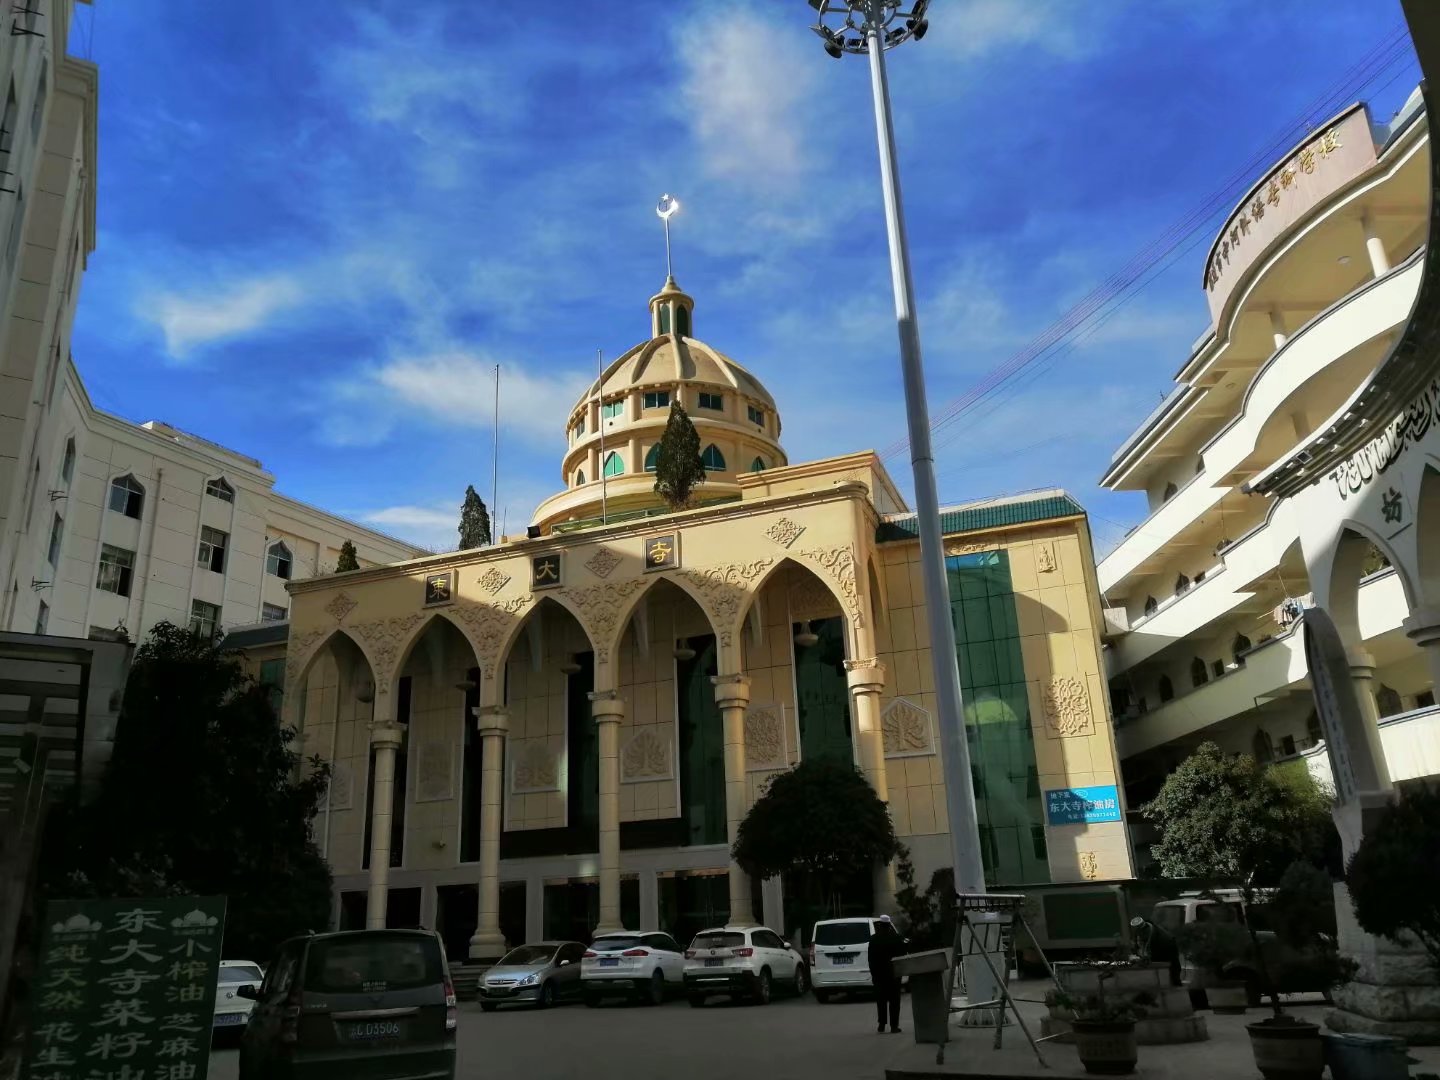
[650,276,694,339]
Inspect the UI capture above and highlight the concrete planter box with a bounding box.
[1043,963,1209,1045]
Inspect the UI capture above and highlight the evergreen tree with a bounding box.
[458,484,492,548]
[40,622,333,959]
[652,401,706,510]
[335,540,360,572]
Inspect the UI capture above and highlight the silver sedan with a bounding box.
[479,941,587,1010]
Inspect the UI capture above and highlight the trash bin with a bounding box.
[892,949,950,1045]
[1322,1032,1413,1080]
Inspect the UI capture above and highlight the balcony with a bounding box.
[1291,703,1440,788]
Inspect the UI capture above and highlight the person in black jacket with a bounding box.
[867,916,904,1033]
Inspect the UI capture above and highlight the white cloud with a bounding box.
[673,6,818,186]
[928,0,1090,60]
[148,274,304,358]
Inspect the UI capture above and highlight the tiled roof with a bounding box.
[219,623,290,650]
[876,491,1085,543]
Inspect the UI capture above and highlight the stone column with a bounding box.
[365,723,405,929]
[712,674,754,925]
[845,659,896,912]
[1361,210,1391,277]
[589,691,625,935]
[1402,607,1440,695]
[1269,308,1287,350]
[468,706,509,960]
[1345,648,1391,780]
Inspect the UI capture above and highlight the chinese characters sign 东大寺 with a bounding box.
[24,895,227,1080]
[1044,786,1123,826]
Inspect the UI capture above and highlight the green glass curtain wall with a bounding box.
[946,550,1050,886]
[677,634,726,846]
[567,651,599,849]
[794,616,853,765]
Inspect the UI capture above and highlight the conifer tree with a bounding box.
[335,540,360,572]
[652,402,706,510]
[458,484,492,548]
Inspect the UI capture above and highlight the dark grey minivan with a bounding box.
[237,929,457,1080]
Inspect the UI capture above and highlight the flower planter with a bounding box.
[1072,1019,1139,1076]
[1246,1017,1323,1080]
[1208,983,1249,1015]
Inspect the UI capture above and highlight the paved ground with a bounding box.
[207,989,920,1080]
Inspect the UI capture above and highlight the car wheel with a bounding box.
[813,989,831,1004]
[645,970,665,1006]
[480,1003,498,1013]
[753,969,772,1006]
[688,994,706,1008]
[793,965,809,997]
[538,982,555,1009]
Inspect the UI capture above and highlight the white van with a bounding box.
[809,917,883,1002]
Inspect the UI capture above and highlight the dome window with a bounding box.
[750,457,765,472]
[698,392,723,411]
[658,306,672,334]
[675,306,690,336]
[701,445,726,471]
[603,451,624,478]
[601,400,624,420]
[576,469,586,486]
[644,445,659,472]
[643,390,670,410]
[747,404,765,426]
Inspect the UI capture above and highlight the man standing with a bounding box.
[867,915,904,1034]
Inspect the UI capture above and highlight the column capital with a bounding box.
[844,658,886,692]
[1403,607,1440,649]
[1345,646,1377,680]
[710,673,751,708]
[369,722,405,749]
[472,706,509,734]
[588,690,626,723]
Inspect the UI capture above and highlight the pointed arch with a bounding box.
[107,473,145,518]
[1418,459,1440,604]
[1312,518,1417,646]
[605,572,724,662]
[204,475,235,503]
[603,451,624,477]
[701,444,726,471]
[384,609,488,693]
[287,625,381,697]
[491,594,600,699]
[735,554,859,661]
[644,445,660,472]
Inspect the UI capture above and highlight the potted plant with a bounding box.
[1143,746,1336,1080]
[1174,920,1253,1013]
[1055,973,1153,1076]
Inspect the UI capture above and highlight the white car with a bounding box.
[581,931,686,1006]
[212,960,264,1033]
[683,925,808,1006]
[810,917,882,1002]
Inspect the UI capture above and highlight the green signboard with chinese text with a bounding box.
[24,895,227,1080]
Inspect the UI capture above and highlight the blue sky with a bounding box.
[70,0,1420,554]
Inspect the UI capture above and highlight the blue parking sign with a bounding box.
[1044,785,1123,825]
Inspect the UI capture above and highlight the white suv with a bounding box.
[683,925,808,1006]
[581,931,685,1006]
[810,917,881,1002]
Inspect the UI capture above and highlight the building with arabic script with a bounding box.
[1096,86,1440,828]
[235,276,1132,961]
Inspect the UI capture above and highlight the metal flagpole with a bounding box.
[597,348,608,524]
[491,365,500,543]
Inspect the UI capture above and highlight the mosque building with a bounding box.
[237,277,1132,960]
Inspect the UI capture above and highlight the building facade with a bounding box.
[261,282,1132,960]
[1096,90,1440,815]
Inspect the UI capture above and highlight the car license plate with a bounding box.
[600,958,619,968]
[349,1021,402,1041]
[704,958,723,967]
[213,1013,244,1027]
[832,955,854,966]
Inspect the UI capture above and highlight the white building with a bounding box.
[1097,90,1440,813]
[0,1,425,644]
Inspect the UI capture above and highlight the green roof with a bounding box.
[219,623,290,650]
[876,492,1085,543]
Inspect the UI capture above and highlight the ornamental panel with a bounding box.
[621,729,673,782]
[1042,675,1095,738]
[744,704,786,770]
[882,698,933,757]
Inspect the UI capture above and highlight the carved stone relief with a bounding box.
[414,740,453,802]
[584,548,623,579]
[944,539,1001,557]
[798,546,863,628]
[452,595,534,679]
[559,579,645,663]
[882,698,934,756]
[512,741,560,793]
[789,575,840,623]
[744,704,786,769]
[1079,851,1099,880]
[285,627,327,689]
[1043,675,1095,738]
[1036,543,1058,574]
[350,614,427,690]
[621,729,672,781]
[326,760,354,811]
[478,568,510,596]
[679,558,775,647]
[765,517,806,549]
[324,592,358,622]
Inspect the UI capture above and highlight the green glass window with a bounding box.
[644,445,659,472]
[603,451,624,477]
[644,390,670,409]
[698,392,723,410]
[675,307,690,336]
[747,404,765,425]
[701,444,726,470]
[947,550,1049,886]
[658,306,672,335]
[750,457,765,472]
[678,636,725,845]
[575,470,586,486]
[795,616,852,764]
[601,401,624,420]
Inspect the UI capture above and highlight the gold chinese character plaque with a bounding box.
[532,554,562,589]
[424,571,453,606]
[643,534,679,572]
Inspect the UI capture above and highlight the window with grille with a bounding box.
[262,602,287,623]
[107,475,144,519]
[96,544,135,597]
[197,526,228,574]
[190,600,221,640]
[205,477,234,503]
[266,541,292,580]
